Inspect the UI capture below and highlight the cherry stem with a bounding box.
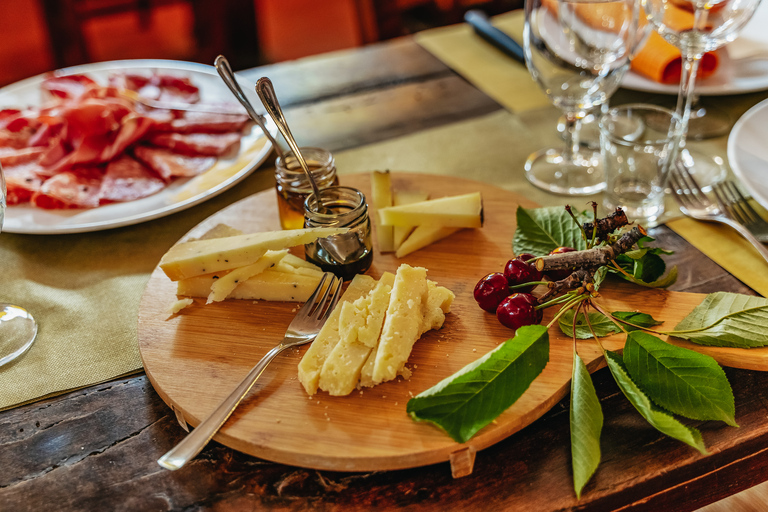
[509,281,549,290]
[536,290,583,310]
[546,294,587,329]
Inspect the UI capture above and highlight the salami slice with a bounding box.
[3,161,48,205]
[100,155,165,203]
[133,146,216,181]
[147,132,241,156]
[31,166,104,209]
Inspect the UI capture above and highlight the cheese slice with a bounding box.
[159,227,347,281]
[274,259,323,277]
[207,250,287,303]
[372,264,429,384]
[378,192,483,228]
[318,272,395,396]
[298,274,378,396]
[392,190,429,250]
[396,225,461,258]
[371,171,395,253]
[280,253,323,271]
[177,269,322,302]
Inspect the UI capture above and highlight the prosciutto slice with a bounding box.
[3,161,48,205]
[154,111,249,134]
[0,146,46,166]
[147,132,241,156]
[100,155,165,203]
[133,146,216,181]
[31,166,104,209]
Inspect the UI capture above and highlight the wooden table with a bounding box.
[3,37,768,511]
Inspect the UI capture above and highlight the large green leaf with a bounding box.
[623,332,737,426]
[604,351,708,454]
[559,311,620,339]
[406,325,549,443]
[512,206,587,256]
[570,351,603,499]
[673,292,768,348]
[612,311,663,332]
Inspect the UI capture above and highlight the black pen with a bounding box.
[464,10,525,64]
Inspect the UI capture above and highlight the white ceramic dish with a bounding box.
[1,59,276,234]
[727,97,768,211]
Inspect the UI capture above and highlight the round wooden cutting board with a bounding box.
[137,173,768,473]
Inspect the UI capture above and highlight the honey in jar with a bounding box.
[275,147,338,230]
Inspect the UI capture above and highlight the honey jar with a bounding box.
[275,147,338,230]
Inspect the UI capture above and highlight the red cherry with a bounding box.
[504,257,543,293]
[474,272,510,313]
[496,293,541,330]
[546,246,577,281]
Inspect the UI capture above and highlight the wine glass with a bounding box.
[524,0,642,195]
[0,163,38,367]
[642,0,763,185]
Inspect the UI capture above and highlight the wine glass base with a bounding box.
[678,148,727,192]
[686,108,732,141]
[0,304,38,367]
[525,147,605,196]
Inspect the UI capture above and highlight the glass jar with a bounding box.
[304,187,373,280]
[275,147,338,230]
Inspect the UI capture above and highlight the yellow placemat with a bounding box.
[0,167,277,411]
[414,11,550,113]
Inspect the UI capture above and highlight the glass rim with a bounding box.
[275,147,334,172]
[304,186,367,219]
[599,103,681,147]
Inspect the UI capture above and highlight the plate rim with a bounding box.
[1,58,276,235]
[727,96,768,211]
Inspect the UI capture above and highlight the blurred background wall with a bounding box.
[0,0,520,87]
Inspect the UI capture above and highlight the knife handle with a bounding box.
[464,10,526,65]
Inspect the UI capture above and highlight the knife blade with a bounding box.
[464,10,525,65]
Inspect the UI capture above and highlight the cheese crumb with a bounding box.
[167,298,194,314]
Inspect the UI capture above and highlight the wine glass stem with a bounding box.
[562,112,582,164]
[677,54,702,144]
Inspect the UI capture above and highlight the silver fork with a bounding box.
[713,181,768,243]
[669,164,768,265]
[157,272,343,470]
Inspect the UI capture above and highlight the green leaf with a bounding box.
[612,311,663,332]
[513,206,587,256]
[623,332,737,426]
[634,253,666,283]
[593,266,608,291]
[570,351,603,499]
[407,325,549,443]
[673,292,768,348]
[604,351,708,454]
[559,311,620,339]
[612,264,678,289]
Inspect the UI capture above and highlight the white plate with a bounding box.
[621,2,768,96]
[1,59,276,234]
[727,97,768,210]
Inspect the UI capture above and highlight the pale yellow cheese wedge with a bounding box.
[177,269,322,302]
[378,192,483,228]
[396,225,461,258]
[298,274,378,396]
[160,227,347,281]
[318,272,395,396]
[207,250,287,303]
[372,264,429,384]
[280,253,323,270]
[274,259,324,277]
[371,171,395,253]
[392,190,429,250]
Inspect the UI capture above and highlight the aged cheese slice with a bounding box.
[371,171,395,253]
[371,264,429,384]
[159,227,347,281]
[378,192,483,228]
[274,259,324,277]
[298,274,378,396]
[280,253,322,270]
[177,269,321,302]
[318,272,395,396]
[207,250,287,303]
[396,225,461,258]
[392,190,429,250]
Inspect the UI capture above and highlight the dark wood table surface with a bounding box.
[3,37,768,511]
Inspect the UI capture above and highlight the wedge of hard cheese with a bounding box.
[177,269,323,302]
[392,190,429,250]
[378,192,483,228]
[298,274,378,396]
[206,250,288,303]
[159,227,347,281]
[371,171,395,253]
[318,272,395,396]
[396,225,461,258]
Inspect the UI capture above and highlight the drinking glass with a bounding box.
[642,0,763,184]
[524,0,641,195]
[0,163,38,367]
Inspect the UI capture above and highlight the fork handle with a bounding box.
[157,343,288,470]
[722,218,768,265]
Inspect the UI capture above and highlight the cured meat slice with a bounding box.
[100,155,165,203]
[3,161,48,205]
[41,74,97,101]
[0,146,46,166]
[133,146,216,181]
[153,111,249,134]
[147,132,241,156]
[31,167,104,209]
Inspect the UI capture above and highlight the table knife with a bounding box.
[464,10,525,64]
